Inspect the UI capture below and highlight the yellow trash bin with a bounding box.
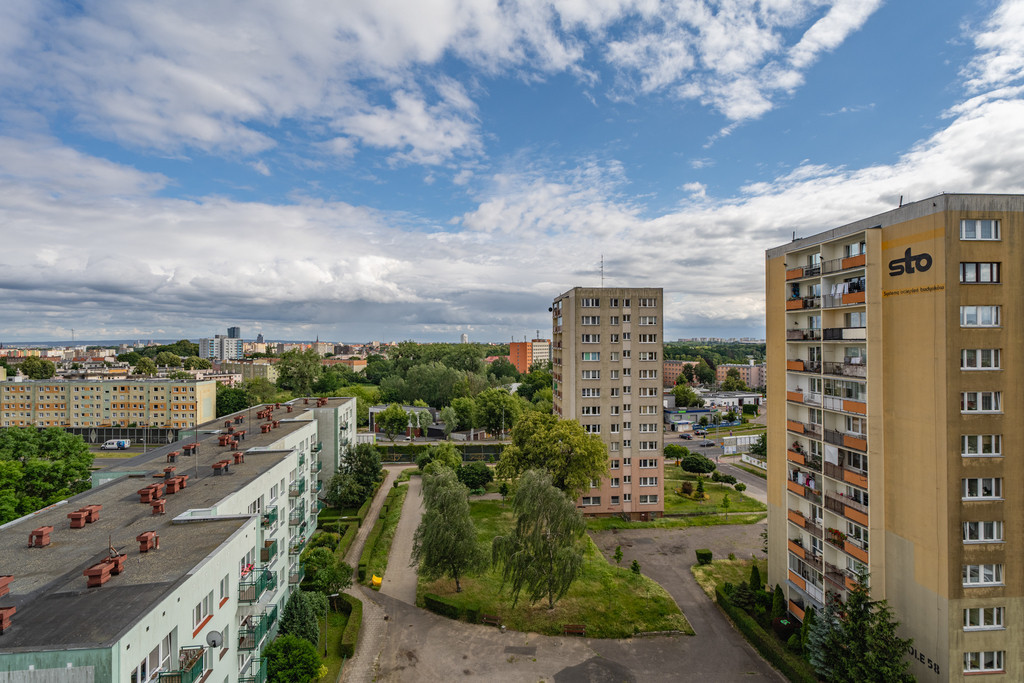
[372,574,382,588]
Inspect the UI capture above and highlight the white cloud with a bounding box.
[963,0,1024,92]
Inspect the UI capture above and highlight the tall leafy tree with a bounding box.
[450,397,477,431]
[243,377,280,405]
[276,348,323,396]
[302,547,352,596]
[695,358,715,385]
[263,634,321,683]
[440,406,458,437]
[182,356,212,370]
[153,351,182,367]
[475,388,521,437]
[276,589,319,646]
[339,443,382,493]
[216,386,249,417]
[0,427,93,524]
[18,357,56,379]
[412,467,486,592]
[496,412,609,499]
[671,384,704,407]
[375,403,411,442]
[515,367,553,402]
[721,368,750,391]
[134,357,158,376]
[491,469,586,609]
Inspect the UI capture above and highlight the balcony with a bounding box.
[289,536,306,555]
[239,658,267,683]
[158,647,205,683]
[786,420,822,439]
[824,428,866,452]
[289,563,305,585]
[261,506,278,528]
[289,508,305,526]
[788,508,824,538]
[822,360,867,379]
[787,479,822,505]
[823,461,868,490]
[315,479,323,493]
[824,560,857,594]
[238,612,271,651]
[786,264,821,280]
[312,459,322,473]
[313,441,323,453]
[821,254,866,274]
[786,328,821,341]
[260,539,278,564]
[298,453,305,467]
[822,291,866,308]
[786,296,821,310]
[289,479,306,497]
[823,326,866,341]
[825,492,868,526]
[239,568,275,603]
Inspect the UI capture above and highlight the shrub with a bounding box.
[749,564,762,592]
[787,633,802,654]
[415,452,433,471]
[731,582,755,610]
[695,549,713,565]
[770,583,786,620]
[711,471,722,482]
[338,594,362,658]
[773,615,798,642]
[681,453,717,474]
[355,496,373,527]
[307,531,339,551]
[457,461,494,490]
[681,481,694,496]
[423,593,461,620]
[734,482,747,492]
[728,552,736,561]
[719,474,737,485]
[464,605,481,624]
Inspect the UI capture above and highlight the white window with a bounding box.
[611,495,620,505]
[581,316,600,325]
[610,388,620,397]
[962,478,1001,500]
[622,314,631,322]
[622,368,632,377]
[622,404,631,412]
[580,406,601,415]
[960,219,1000,241]
[580,298,600,307]
[960,305,1000,327]
[609,316,620,325]
[623,493,632,502]
[219,574,230,602]
[638,441,658,451]
[610,424,620,433]
[622,475,631,484]
[584,424,601,434]
[581,352,600,361]
[639,405,657,415]
[581,334,601,343]
[960,262,1000,283]
[639,494,658,504]
[622,421,631,430]
[610,459,620,469]
[610,370,620,380]
[846,521,868,547]
[638,370,657,379]
[609,298,619,307]
[193,591,214,629]
[581,370,600,380]
[961,349,1000,370]
[638,352,658,361]
[609,406,620,416]
[962,434,1001,457]
[638,334,658,343]
[963,651,1004,673]
[638,298,657,308]
[610,478,620,487]
[622,350,631,360]
[638,459,658,468]
[580,388,601,398]
[609,442,620,452]
[638,423,658,432]
[639,316,657,325]
[961,391,1001,413]
[581,496,601,506]
[964,606,1004,631]
[610,352,620,361]
[963,521,1003,543]
[638,387,658,397]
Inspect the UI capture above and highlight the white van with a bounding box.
[101,439,131,450]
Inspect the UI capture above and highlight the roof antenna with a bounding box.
[600,254,605,288]
[899,195,904,207]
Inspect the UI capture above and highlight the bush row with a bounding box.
[337,593,363,658]
[377,443,503,462]
[423,593,481,623]
[715,585,817,683]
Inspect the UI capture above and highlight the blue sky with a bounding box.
[1,0,1023,344]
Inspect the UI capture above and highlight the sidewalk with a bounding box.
[379,474,422,604]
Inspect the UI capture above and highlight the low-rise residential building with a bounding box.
[715,361,766,389]
[662,358,698,387]
[220,360,280,384]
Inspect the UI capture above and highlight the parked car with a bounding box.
[680,433,693,440]
[700,440,715,447]
[100,439,131,450]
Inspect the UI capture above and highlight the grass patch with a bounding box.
[585,513,766,531]
[733,463,768,480]
[691,557,768,599]
[663,474,766,514]
[361,484,409,586]
[396,467,420,482]
[419,499,693,638]
[318,605,351,681]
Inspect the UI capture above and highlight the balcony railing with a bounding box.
[260,539,278,564]
[823,326,867,341]
[821,253,866,274]
[787,479,822,505]
[289,479,306,497]
[822,360,867,379]
[786,296,821,310]
[786,328,821,341]
[289,536,306,555]
[787,420,822,439]
[261,506,278,528]
[824,428,867,452]
[313,441,323,453]
[239,612,271,651]
[239,568,275,603]
[298,453,305,467]
[289,508,305,525]
[312,459,322,473]
[786,264,821,280]
[822,292,866,308]
[239,658,267,683]
[158,647,206,683]
[823,461,868,489]
[289,563,305,585]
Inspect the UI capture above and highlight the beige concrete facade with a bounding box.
[552,287,665,519]
[0,378,217,428]
[221,359,280,383]
[766,193,1024,681]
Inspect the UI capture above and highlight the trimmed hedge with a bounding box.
[336,521,357,560]
[357,484,405,581]
[715,585,817,683]
[696,549,713,565]
[337,593,363,658]
[423,593,461,619]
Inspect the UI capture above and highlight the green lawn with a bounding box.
[585,513,766,531]
[396,467,419,482]
[691,557,768,598]
[362,484,409,585]
[733,463,768,480]
[318,607,351,681]
[419,499,693,638]
[663,474,766,514]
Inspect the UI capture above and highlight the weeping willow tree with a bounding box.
[491,469,585,609]
[412,467,485,592]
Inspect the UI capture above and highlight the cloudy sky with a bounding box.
[2,0,1023,344]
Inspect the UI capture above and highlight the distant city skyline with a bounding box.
[1,2,1021,342]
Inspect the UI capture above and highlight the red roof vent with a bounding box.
[136,531,159,553]
[0,606,15,633]
[0,576,12,598]
[28,526,53,548]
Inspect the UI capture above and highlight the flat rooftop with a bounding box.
[0,402,322,651]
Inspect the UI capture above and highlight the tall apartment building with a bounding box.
[0,397,355,682]
[0,378,217,428]
[552,287,664,519]
[716,361,766,389]
[509,338,553,373]
[227,326,241,339]
[201,335,244,361]
[766,193,1024,681]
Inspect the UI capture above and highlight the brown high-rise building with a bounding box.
[766,193,1024,681]
[552,286,664,519]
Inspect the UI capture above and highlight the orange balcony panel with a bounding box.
[789,600,805,621]
[843,400,867,415]
[841,254,866,269]
[787,480,805,496]
[788,540,806,559]
[787,391,804,403]
[843,469,868,489]
[786,298,805,310]
[844,541,869,563]
[843,435,867,451]
[788,570,806,591]
[845,506,869,527]
[787,449,805,465]
[845,575,858,592]
[841,291,865,305]
[786,268,805,281]
[787,420,805,434]
[788,509,806,527]
[786,360,805,371]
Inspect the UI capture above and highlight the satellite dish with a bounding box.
[206,630,223,648]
